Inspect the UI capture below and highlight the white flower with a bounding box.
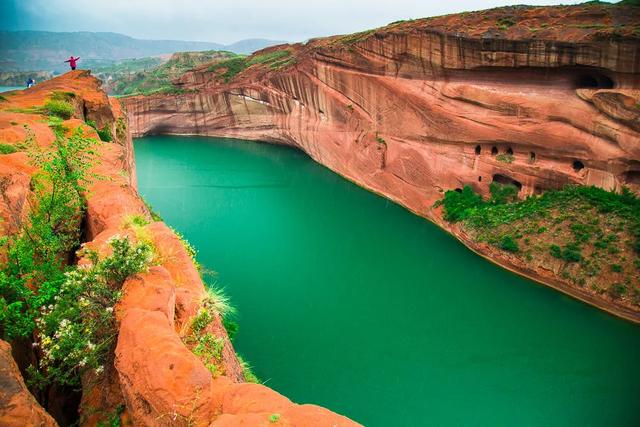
[105,307,113,313]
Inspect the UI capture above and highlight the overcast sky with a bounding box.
[1,0,603,44]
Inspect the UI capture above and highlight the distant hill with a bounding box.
[0,31,286,72]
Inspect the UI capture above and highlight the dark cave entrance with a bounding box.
[492,174,522,191]
[575,73,614,89]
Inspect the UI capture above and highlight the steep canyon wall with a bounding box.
[123,4,640,321]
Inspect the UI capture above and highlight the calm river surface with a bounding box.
[135,135,640,427]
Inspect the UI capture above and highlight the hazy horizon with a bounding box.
[0,0,610,45]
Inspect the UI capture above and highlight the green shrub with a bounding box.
[97,126,113,142]
[495,154,514,163]
[32,236,153,386]
[608,283,627,299]
[550,244,562,259]
[44,99,75,119]
[497,17,516,30]
[437,185,484,222]
[489,182,519,205]
[500,235,519,253]
[0,143,17,154]
[611,264,623,273]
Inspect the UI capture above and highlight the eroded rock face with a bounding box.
[123,4,640,322]
[0,340,58,427]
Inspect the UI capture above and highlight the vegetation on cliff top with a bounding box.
[438,184,640,306]
[207,48,295,83]
[103,50,239,96]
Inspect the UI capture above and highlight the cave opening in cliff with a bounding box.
[624,171,640,184]
[492,174,522,191]
[573,160,585,172]
[478,176,482,182]
[530,152,536,163]
[506,147,514,155]
[475,145,481,155]
[491,146,498,155]
[575,73,614,89]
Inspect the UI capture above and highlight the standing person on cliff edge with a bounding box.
[64,56,80,70]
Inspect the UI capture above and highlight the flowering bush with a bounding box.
[32,236,153,386]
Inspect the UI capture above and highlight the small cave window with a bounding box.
[575,73,614,89]
[475,145,481,155]
[506,147,514,155]
[572,160,585,172]
[529,152,536,163]
[478,176,482,182]
[454,188,463,193]
[491,146,498,155]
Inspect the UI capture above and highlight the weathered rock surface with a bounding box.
[0,340,58,427]
[123,4,640,322]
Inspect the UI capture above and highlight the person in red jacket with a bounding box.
[64,56,80,70]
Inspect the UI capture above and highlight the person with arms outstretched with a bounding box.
[64,56,80,70]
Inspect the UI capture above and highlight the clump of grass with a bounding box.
[50,91,76,102]
[269,413,281,423]
[44,99,75,119]
[497,17,516,30]
[496,154,514,163]
[0,143,18,154]
[237,355,260,383]
[141,197,162,221]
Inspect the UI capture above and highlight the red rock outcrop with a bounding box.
[0,72,359,425]
[123,4,640,322]
[0,340,58,427]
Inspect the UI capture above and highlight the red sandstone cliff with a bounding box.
[0,72,359,426]
[122,4,640,322]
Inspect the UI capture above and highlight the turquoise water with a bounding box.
[0,86,23,93]
[135,135,640,427]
